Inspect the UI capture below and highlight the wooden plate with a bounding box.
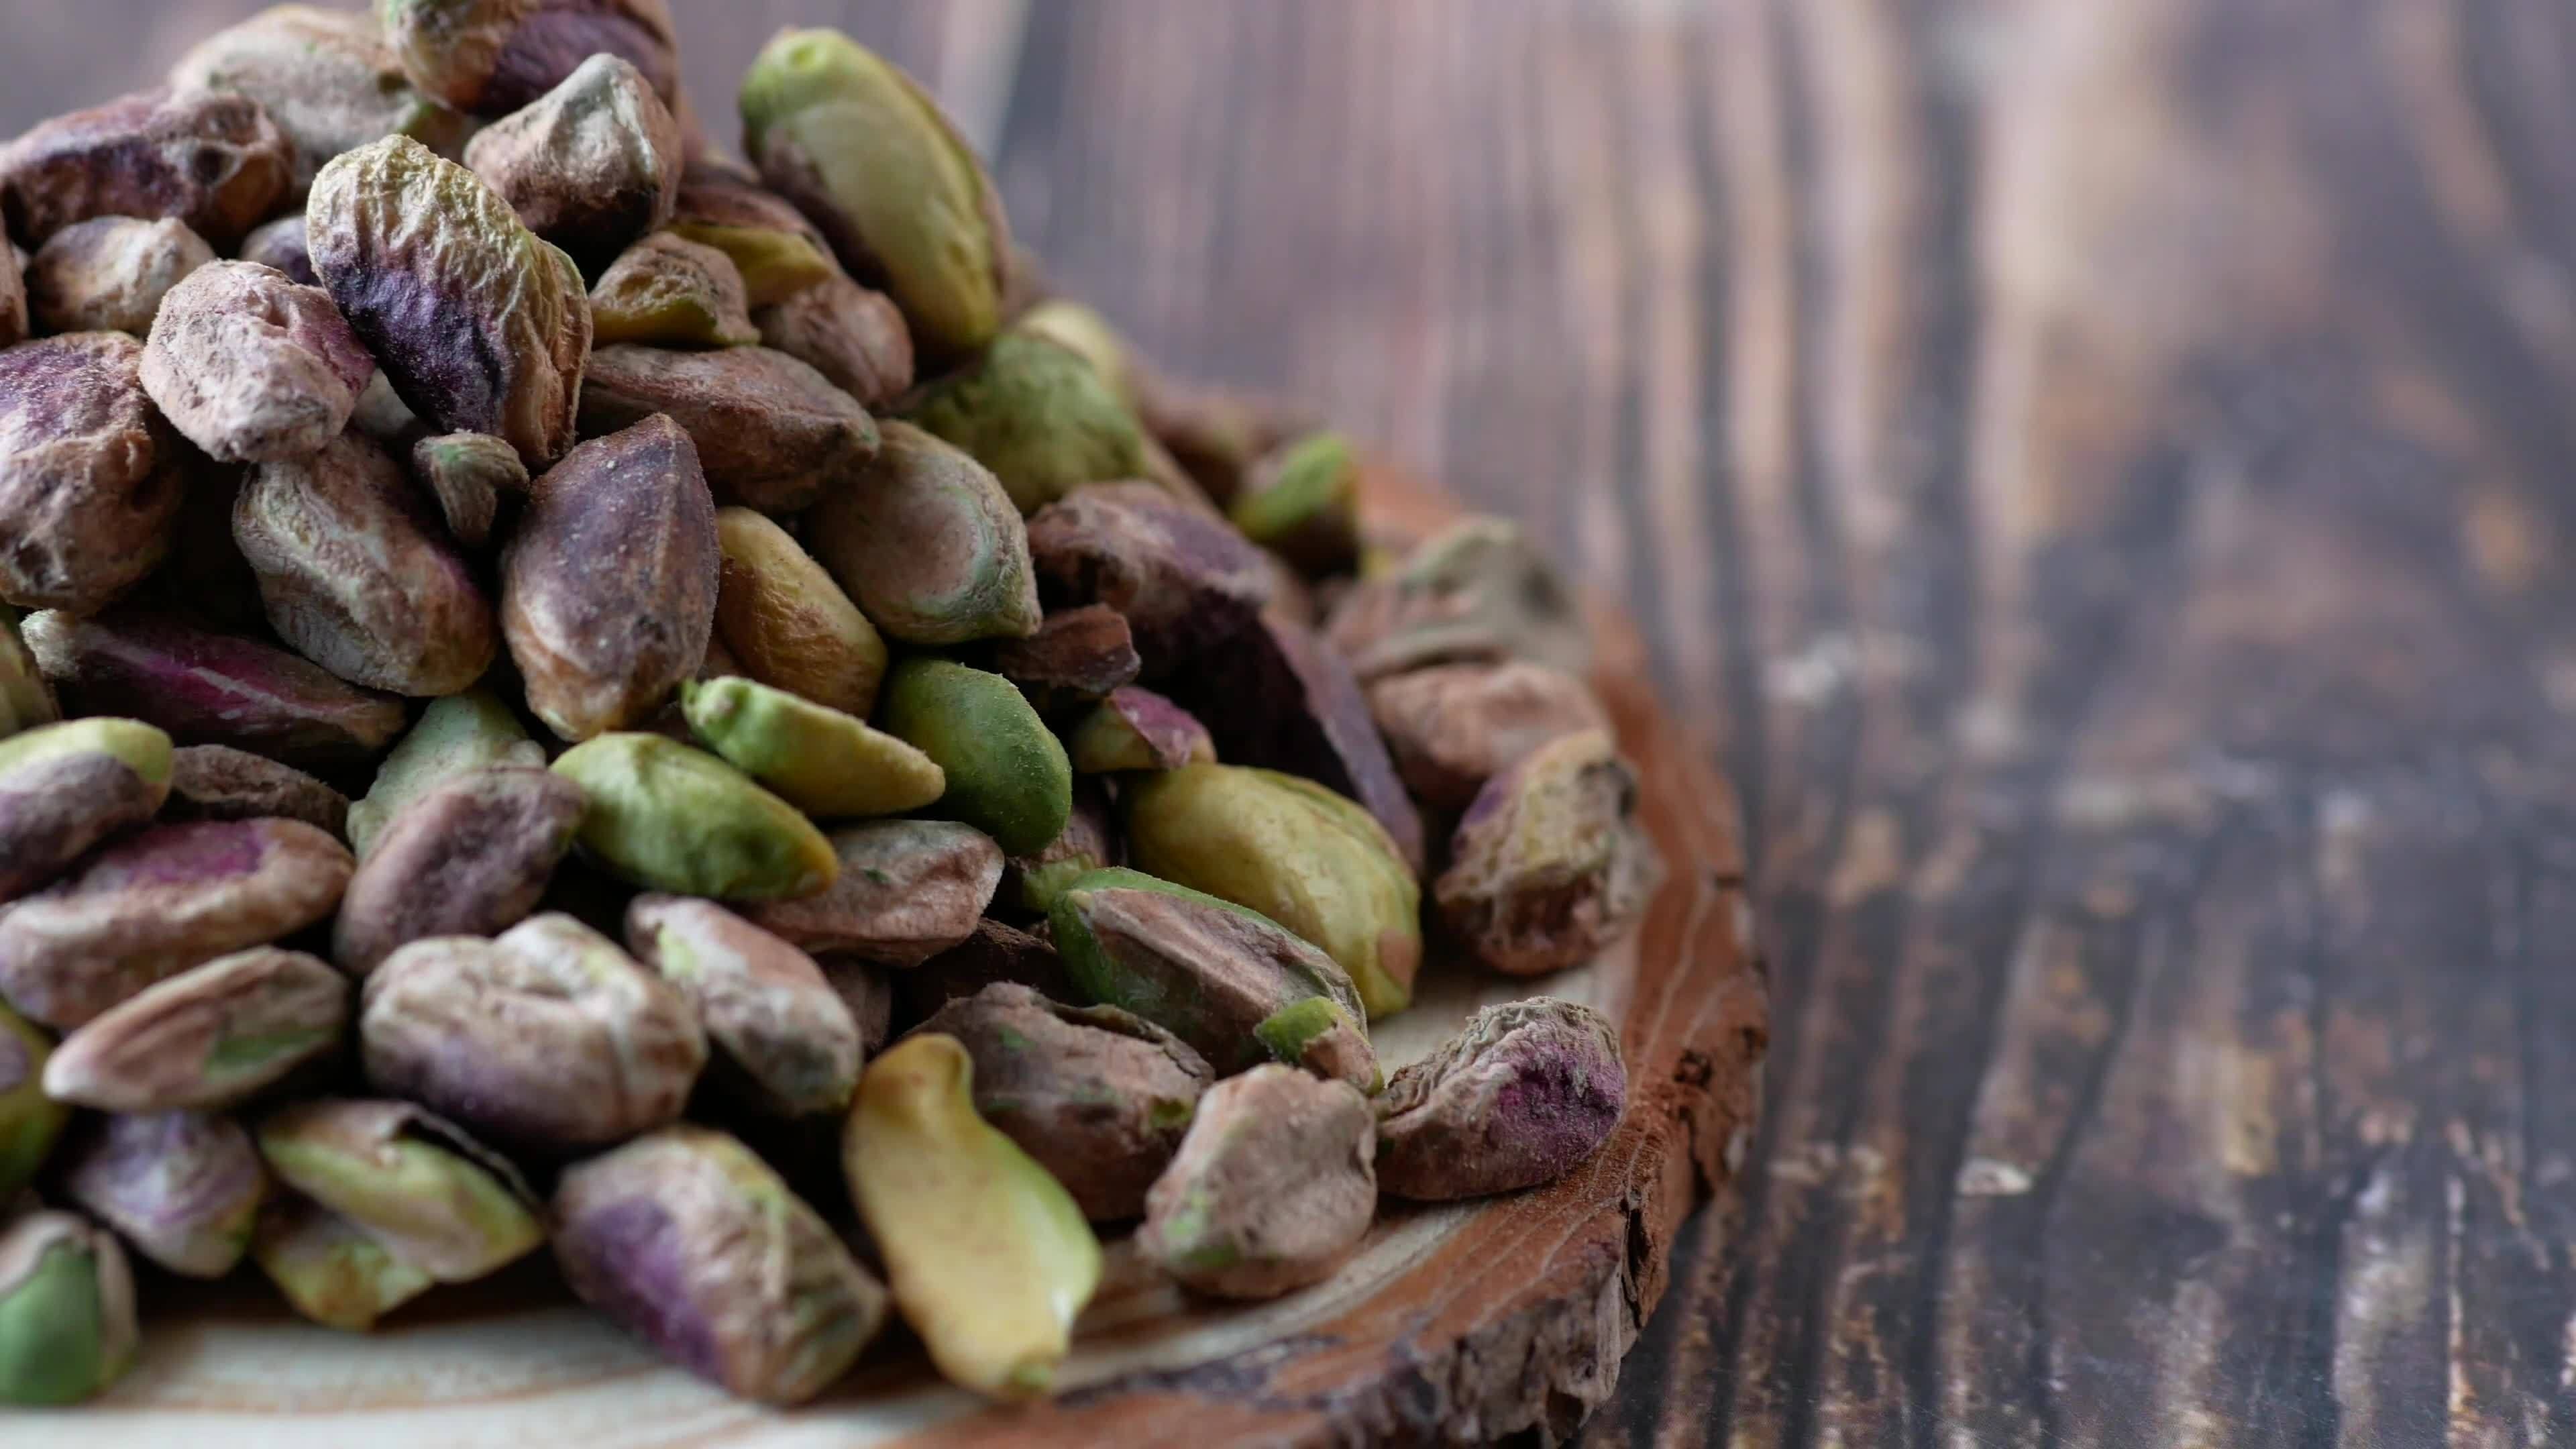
[33,472,1768,1448]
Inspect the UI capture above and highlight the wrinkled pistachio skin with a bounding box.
[0,717,174,902]
[1324,517,1592,682]
[0,333,190,614]
[58,1110,267,1277]
[308,136,592,467]
[379,0,683,117]
[902,332,1148,515]
[0,237,21,346]
[0,818,355,1030]
[589,231,759,347]
[502,415,720,740]
[753,272,913,406]
[845,1034,1101,1400]
[712,507,888,718]
[28,216,215,336]
[1002,775,1117,914]
[1138,1065,1376,1301]
[1024,482,1274,677]
[165,746,350,836]
[170,5,474,195]
[44,947,347,1114]
[1376,999,1627,1201]
[361,914,708,1152]
[626,896,861,1116]
[333,766,587,973]
[258,1098,543,1281]
[464,52,682,268]
[0,1211,139,1404]
[1069,687,1214,773]
[991,604,1140,714]
[0,1004,68,1198]
[142,259,376,464]
[553,734,837,901]
[683,676,943,819]
[347,688,541,857]
[744,820,1000,966]
[877,657,1071,858]
[1125,764,1423,1019]
[1436,729,1664,977]
[667,165,836,308]
[251,1197,433,1330]
[578,344,877,515]
[554,1125,887,1404]
[810,421,1041,646]
[1366,661,1609,813]
[407,431,520,550]
[900,918,1075,1023]
[21,609,408,769]
[922,983,1213,1222]
[236,429,500,696]
[740,30,1012,359]
[0,87,291,248]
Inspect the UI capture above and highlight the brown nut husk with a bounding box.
[1137,1065,1375,1300]
[899,918,1075,1024]
[0,718,173,903]
[142,260,377,464]
[743,820,1002,967]
[808,421,1040,646]
[170,6,474,195]
[345,689,543,857]
[0,333,189,614]
[333,766,587,974]
[588,231,759,347]
[44,947,347,1113]
[250,1197,433,1331]
[989,604,1140,714]
[625,896,862,1117]
[58,1110,266,1278]
[0,818,353,1029]
[1068,687,1214,774]
[501,414,718,740]
[408,431,527,549]
[1324,517,1591,682]
[464,52,682,268]
[307,136,592,467]
[164,746,350,836]
[21,608,408,768]
[1024,481,1273,677]
[553,1124,887,1405]
[256,1097,542,1281]
[1375,998,1627,1200]
[1133,376,1314,511]
[752,272,913,407]
[821,955,895,1054]
[0,88,291,248]
[712,507,888,718]
[235,429,498,695]
[1000,775,1118,914]
[578,343,877,515]
[665,163,836,309]
[1366,661,1611,814]
[1436,729,1664,977]
[0,610,54,741]
[26,217,214,336]
[920,982,1212,1222]
[380,0,682,117]
[0,238,21,347]
[360,913,706,1152]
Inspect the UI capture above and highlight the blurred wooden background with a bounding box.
[17,1,2576,1444]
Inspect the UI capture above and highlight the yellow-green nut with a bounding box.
[1230,431,1360,576]
[808,421,1042,647]
[714,506,889,720]
[347,688,545,858]
[1124,764,1423,1019]
[1014,299,1137,409]
[739,28,1012,359]
[0,608,58,741]
[902,331,1150,515]
[0,1210,138,1404]
[251,1197,434,1332]
[552,733,838,900]
[1253,997,1381,1095]
[0,1004,67,1198]
[588,231,761,347]
[876,658,1071,857]
[683,676,943,820]
[845,1032,1101,1401]
[257,1099,543,1283]
[668,165,838,309]
[0,716,175,901]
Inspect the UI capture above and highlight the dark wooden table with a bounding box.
[13,1,2576,1443]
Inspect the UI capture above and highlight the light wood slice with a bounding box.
[33,470,1768,1448]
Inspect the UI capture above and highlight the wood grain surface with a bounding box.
[11,0,2576,1444]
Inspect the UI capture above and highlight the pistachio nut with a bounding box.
[239,214,317,286]
[1068,686,1215,774]
[1048,867,1373,1083]
[1230,431,1361,576]
[164,745,351,837]
[902,331,1148,515]
[919,983,1212,1222]
[409,431,529,550]
[989,603,1139,714]
[361,914,707,1152]
[0,87,290,248]
[845,1032,1100,1400]
[21,608,407,768]
[1124,765,1420,1018]
[58,1110,267,1277]
[1252,996,1381,1095]
[1001,775,1118,914]
[1375,998,1627,1200]
[28,215,215,336]
[1436,729,1663,977]
[682,676,943,820]
[1012,299,1136,409]
[578,344,878,515]
[0,1210,138,1403]
[823,956,896,1055]
[169,4,474,195]
[808,422,1041,646]
[899,918,1075,1024]
[666,162,837,308]
[0,610,57,741]
[1132,375,1314,511]
[258,1098,542,1281]
[0,235,21,347]
[378,0,681,116]
[250,1197,435,1330]
[1366,661,1610,813]
[554,1124,887,1404]
[552,733,837,901]
[0,1004,68,1198]
[625,895,862,1117]
[349,366,428,445]
[333,766,588,973]
[0,818,354,1030]
[743,820,1000,967]
[143,260,376,467]
[345,688,544,857]
[1137,1064,1375,1300]
[712,506,889,718]
[876,657,1071,858]
[0,333,190,614]
[0,717,174,903]
[463,52,682,268]
[739,29,1012,359]
[308,136,592,466]
[1024,482,1273,676]
[1324,517,1591,681]
[44,947,347,1113]
[502,415,720,740]
[752,272,914,407]
[588,231,759,347]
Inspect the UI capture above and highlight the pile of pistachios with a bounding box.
[0,1,1664,1409]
